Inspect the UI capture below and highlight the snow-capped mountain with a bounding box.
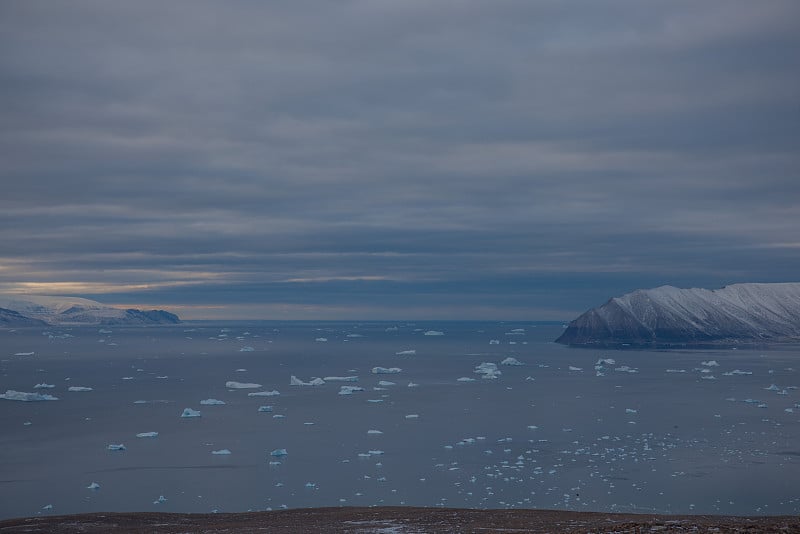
[556,283,800,346]
[0,295,180,326]
[0,307,48,327]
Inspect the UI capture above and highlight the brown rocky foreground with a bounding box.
[1,507,799,533]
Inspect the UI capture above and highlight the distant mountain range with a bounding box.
[0,295,180,326]
[556,283,800,346]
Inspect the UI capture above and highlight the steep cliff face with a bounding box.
[556,283,800,346]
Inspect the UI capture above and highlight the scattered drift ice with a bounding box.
[1,390,58,401]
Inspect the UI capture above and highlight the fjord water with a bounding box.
[1,322,798,519]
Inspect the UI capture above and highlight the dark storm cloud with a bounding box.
[1,1,798,318]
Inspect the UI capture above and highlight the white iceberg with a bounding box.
[405,414,419,419]
[407,381,418,387]
[1,390,58,401]
[377,380,395,387]
[270,448,288,457]
[323,376,358,382]
[68,386,93,392]
[338,385,365,395]
[372,367,402,374]
[136,432,158,438]
[257,405,274,412]
[290,375,325,386]
[457,377,476,382]
[212,449,231,455]
[87,482,100,490]
[248,390,281,397]
[14,352,35,356]
[395,350,416,355]
[595,358,616,366]
[33,383,55,389]
[568,366,582,371]
[107,444,126,451]
[200,398,226,405]
[474,362,501,379]
[500,357,523,366]
[181,408,201,418]
[367,429,383,434]
[625,408,638,414]
[239,346,254,352]
[701,360,720,367]
[226,381,262,389]
[424,330,444,336]
[489,339,500,345]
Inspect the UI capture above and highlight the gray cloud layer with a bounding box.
[1,1,798,319]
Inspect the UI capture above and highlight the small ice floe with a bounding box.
[154,495,167,504]
[701,360,720,367]
[212,449,231,455]
[377,380,395,387]
[107,444,126,451]
[457,377,476,382]
[270,448,288,457]
[339,385,365,395]
[367,399,383,403]
[68,386,93,392]
[368,450,384,455]
[501,357,523,366]
[33,383,55,389]
[42,504,53,510]
[723,369,753,376]
[474,362,501,379]
[121,376,134,381]
[136,432,158,438]
[181,408,202,418]
[396,350,416,355]
[257,405,273,413]
[568,366,582,372]
[1,390,58,401]
[87,482,100,490]
[372,367,402,374]
[247,390,281,397]
[701,375,716,380]
[596,358,616,367]
[765,384,782,391]
[614,366,638,373]
[315,337,328,342]
[200,399,226,405]
[239,346,254,352]
[625,408,638,414]
[489,339,500,345]
[14,352,35,356]
[407,381,419,387]
[235,368,247,372]
[666,369,686,373]
[405,414,419,419]
[424,331,444,336]
[323,376,358,382]
[273,414,285,419]
[346,333,363,338]
[527,425,538,430]
[290,375,325,386]
[225,381,262,389]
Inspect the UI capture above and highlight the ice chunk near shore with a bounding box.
[339,385,365,395]
[154,495,167,504]
[248,390,280,397]
[136,432,158,438]
[1,390,59,401]
[107,444,126,451]
[501,357,523,366]
[226,381,262,389]
[87,482,100,490]
[372,367,402,374]
[212,449,231,455]
[181,408,202,418]
[68,386,93,392]
[424,330,444,336]
[396,350,416,355]
[323,376,358,382]
[200,399,226,405]
[33,383,55,389]
[290,375,325,386]
[270,448,288,457]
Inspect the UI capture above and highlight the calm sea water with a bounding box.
[1,321,798,519]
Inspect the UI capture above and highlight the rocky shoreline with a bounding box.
[2,507,798,533]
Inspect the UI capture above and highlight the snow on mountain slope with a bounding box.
[556,283,800,346]
[0,295,179,326]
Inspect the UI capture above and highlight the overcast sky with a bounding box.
[1,1,798,320]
